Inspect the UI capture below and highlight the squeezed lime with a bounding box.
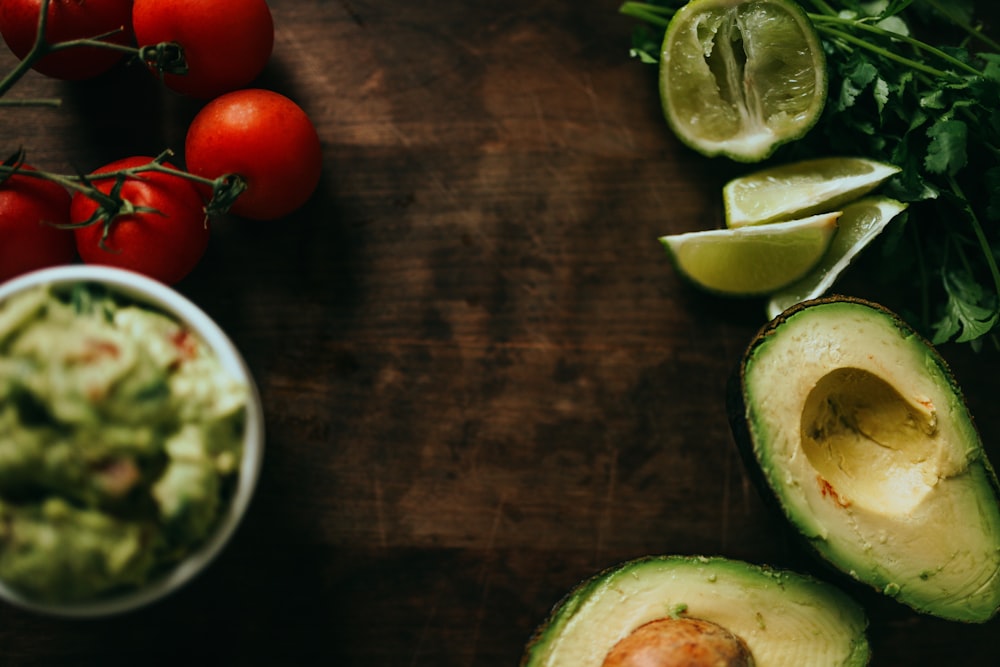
[660,0,827,162]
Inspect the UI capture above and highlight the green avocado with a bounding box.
[729,296,1000,623]
[521,555,869,667]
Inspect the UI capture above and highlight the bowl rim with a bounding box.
[0,265,265,618]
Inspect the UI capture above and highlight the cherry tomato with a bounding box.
[71,156,209,285]
[0,0,133,81]
[0,169,76,282]
[184,89,322,221]
[132,0,273,99]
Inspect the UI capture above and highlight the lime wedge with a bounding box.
[767,196,907,318]
[661,211,840,296]
[725,157,902,227]
[659,0,827,162]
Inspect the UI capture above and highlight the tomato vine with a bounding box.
[0,0,246,228]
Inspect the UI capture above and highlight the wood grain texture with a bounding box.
[2,1,1000,665]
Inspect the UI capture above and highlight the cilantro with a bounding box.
[619,0,1000,347]
[925,119,968,176]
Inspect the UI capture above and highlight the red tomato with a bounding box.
[0,169,76,282]
[0,0,133,80]
[132,0,273,99]
[184,89,322,221]
[71,156,209,285]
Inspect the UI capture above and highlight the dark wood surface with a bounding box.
[2,1,1000,665]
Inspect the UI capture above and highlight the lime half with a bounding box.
[767,196,907,318]
[660,0,827,162]
[725,157,902,227]
[661,211,839,296]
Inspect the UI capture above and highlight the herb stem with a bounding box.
[922,0,1000,52]
[803,0,839,17]
[809,14,984,78]
[814,24,951,79]
[949,174,1000,304]
[618,2,675,29]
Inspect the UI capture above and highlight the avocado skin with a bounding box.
[727,295,1000,623]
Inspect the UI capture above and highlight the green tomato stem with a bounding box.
[0,149,245,218]
[0,32,139,105]
[0,0,50,100]
[0,0,186,105]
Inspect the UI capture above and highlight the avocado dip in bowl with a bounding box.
[0,265,264,617]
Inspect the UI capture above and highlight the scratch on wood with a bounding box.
[409,597,439,667]
[374,474,387,548]
[467,567,494,667]
[583,70,633,151]
[339,0,365,26]
[582,71,604,126]
[595,448,618,561]
[531,94,554,147]
[721,445,732,551]
[484,495,506,559]
[463,497,505,667]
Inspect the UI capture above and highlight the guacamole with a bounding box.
[0,282,248,602]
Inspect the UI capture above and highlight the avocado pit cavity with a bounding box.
[602,617,754,667]
[801,367,939,515]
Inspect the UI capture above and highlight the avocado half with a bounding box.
[521,555,869,667]
[729,296,1000,623]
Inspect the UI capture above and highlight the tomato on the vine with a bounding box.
[185,89,322,221]
[0,0,133,80]
[0,169,75,282]
[71,157,209,285]
[132,0,273,99]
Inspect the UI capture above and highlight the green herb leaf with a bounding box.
[925,118,967,176]
[933,270,1000,344]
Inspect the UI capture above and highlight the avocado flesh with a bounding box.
[521,556,869,667]
[737,297,1000,622]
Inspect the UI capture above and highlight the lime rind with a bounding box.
[766,196,907,318]
[725,157,902,227]
[661,211,840,296]
[659,0,827,162]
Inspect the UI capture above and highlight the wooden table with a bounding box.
[2,1,999,664]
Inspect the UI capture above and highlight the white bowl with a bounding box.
[0,265,265,617]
